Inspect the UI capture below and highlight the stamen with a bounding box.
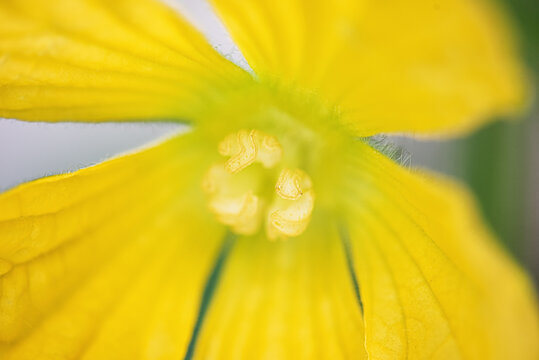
[203,164,262,235]
[205,130,314,239]
[275,168,312,200]
[219,129,282,173]
[209,192,262,235]
[267,169,315,240]
[202,163,228,195]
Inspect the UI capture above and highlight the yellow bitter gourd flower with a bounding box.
[0,0,537,359]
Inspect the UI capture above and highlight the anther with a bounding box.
[202,164,263,235]
[275,168,312,200]
[267,168,315,240]
[209,191,262,235]
[205,130,314,239]
[219,129,282,173]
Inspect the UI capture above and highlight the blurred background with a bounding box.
[0,0,537,282]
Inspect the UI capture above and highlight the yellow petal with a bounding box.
[0,0,245,122]
[0,133,226,359]
[192,222,367,359]
[341,142,539,359]
[210,0,528,136]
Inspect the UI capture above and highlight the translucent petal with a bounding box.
[192,223,367,359]
[210,0,528,136]
[342,142,539,359]
[0,134,226,359]
[0,0,246,122]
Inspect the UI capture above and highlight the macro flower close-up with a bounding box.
[1,0,539,359]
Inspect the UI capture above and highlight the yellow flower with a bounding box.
[0,0,538,359]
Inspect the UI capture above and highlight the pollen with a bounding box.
[275,168,312,200]
[209,191,262,235]
[267,169,314,240]
[218,129,283,173]
[202,163,263,235]
[203,129,315,239]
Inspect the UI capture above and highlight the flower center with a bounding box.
[202,129,315,240]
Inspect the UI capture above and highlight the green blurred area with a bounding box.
[464,0,538,276]
[503,0,539,68]
[464,119,527,255]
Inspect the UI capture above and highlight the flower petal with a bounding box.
[191,223,367,358]
[0,134,226,359]
[0,0,245,123]
[342,142,539,359]
[210,0,527,136]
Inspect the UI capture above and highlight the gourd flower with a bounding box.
[0,0,538,359]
